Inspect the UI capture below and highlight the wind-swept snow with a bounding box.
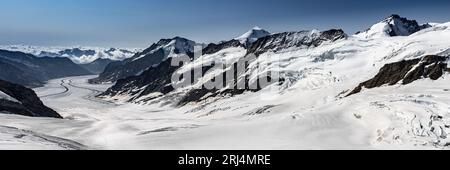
[0,45,138,64]
[0,125,85,150]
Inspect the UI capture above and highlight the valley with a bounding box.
[1,73,449,150]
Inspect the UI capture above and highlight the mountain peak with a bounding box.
[251,26,264,31]
[355,14,431,38]
[236,27,271,46]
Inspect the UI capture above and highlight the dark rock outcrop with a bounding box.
[100,29,347,106]
[99,40,244,103]
[178,29,346,105]
[347,55,449,96]
[100,58,180,100]
[177,59,277,106]
[384,14,431,36]
[202,40,243,55]
[0,80,62,118]
[247,29,347,56]
[100,57,214,102]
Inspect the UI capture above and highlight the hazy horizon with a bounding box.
[1,0,450,48]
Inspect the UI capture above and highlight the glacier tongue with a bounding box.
[0,45,138,64]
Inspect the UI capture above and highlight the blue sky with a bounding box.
[1,0,450,48]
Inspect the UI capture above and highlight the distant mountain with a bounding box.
[0,79,62,118]
[80,58,115,74]
[0,59,42,87]
[0,49,93,87]
[355,14,431,38]
[90,37,203,84]
[235,26,271,47]
[0,45,137,64]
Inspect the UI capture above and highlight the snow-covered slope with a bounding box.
[90,37,204,83]
[99,28,347,105]
[0,125,85,150]
[96,17,450,149]
[355,14,431,38]
[235,26,271,46]
[2,15,450,150]
[0,90,19,103]
[0,45,137,64]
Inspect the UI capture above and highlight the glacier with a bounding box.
[1,17,450,150]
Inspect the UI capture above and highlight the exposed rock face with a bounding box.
[348,55,449,96]
[90,37,201,84]
[248,29,347,56]
[177,29,347,105]
[100,58,180,100]
[99,40,244,101]
[0,80,62,118]
[100,57,215,102]
[202,40,243,55]
[384,14,431,36]
[176,60,273,106]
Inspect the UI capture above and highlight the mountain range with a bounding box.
[96,14,449,113]
[0,50,93,87]
[1,14,450,149]
[89,37,204,84]
[0,45,137,64]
